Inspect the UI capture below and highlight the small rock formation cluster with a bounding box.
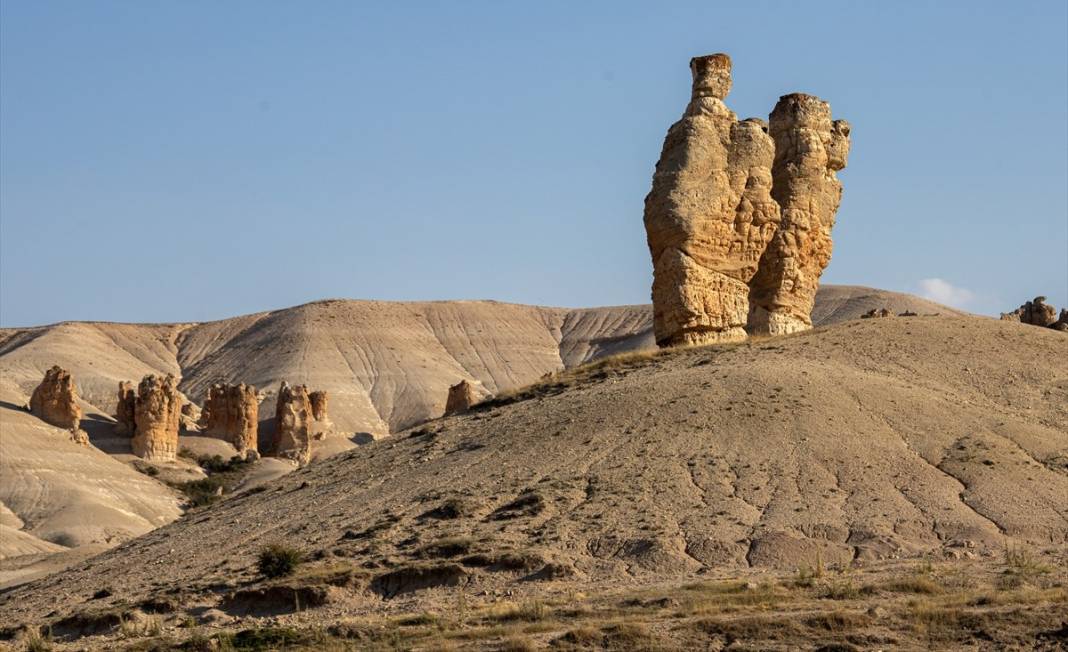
[1000,296,1067,331]
[445,380,479,415]
[29,366,88,445]
[749,95,851,335]
[131,374,182,461]
[644,53,850,346]
[273,382,331,464]
[199,383,259,455]
[861,308,893,319]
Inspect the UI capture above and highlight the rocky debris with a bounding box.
[749,93,851,335]
[444,380,479,415]
[899,310,918,317]
[132,374,182,461]
[1000,296,1059,327]
[861,308,893,319]
[199,383,259,454]
[114,381,136,436]
[273,382,331,463]
[643,53,781,347]
[29,365,88,445]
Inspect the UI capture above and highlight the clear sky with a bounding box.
[2,1,1066,327]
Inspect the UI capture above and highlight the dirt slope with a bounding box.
[1,313,1062,632]
[0,285,954,438]
[0,378,183,589]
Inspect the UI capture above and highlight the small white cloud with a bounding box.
[917,278,974,308]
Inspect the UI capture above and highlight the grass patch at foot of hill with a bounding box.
[171,454,253,507]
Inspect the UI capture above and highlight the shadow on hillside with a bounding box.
[0,399,27,413]
[80,414,133,454]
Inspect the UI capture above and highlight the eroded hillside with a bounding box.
[2,314,1063,643]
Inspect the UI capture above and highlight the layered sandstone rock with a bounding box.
[132,374,182,461]
[273,382,331,464]
[749,94,851,335]
[115,381,136,436]
[30,366,88,444]
[199,383,259,454]
[444,380,478,415]
[643,53,781,347]
[1000,297,1058,327]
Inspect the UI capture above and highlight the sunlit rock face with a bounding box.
[132,374,182,461]
[644,54,781,347]
[200,383,259,455]
[748,93,852,335]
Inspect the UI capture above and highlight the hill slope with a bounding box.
[2,314,1063,632]
[0,285,955,438]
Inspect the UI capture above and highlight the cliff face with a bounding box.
[643,54,780,347]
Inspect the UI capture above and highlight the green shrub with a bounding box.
[257,544,304,578]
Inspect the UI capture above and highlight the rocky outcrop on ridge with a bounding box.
[748,93,852,335]
[29,365,88,445]
[1000,296,1059,328]
[643,53,780,347]
[1053,309,1068,331]
[199,383,259,454]
[132,374,182,461]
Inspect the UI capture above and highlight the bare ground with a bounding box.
[0,313,1065,649]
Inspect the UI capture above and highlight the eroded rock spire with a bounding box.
[748,93,852,335]
[199,383,259,455]
[30,365,89,445]
[132,374,182,461]
[643,54,781,346]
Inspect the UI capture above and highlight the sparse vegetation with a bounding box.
[118,613,162,639]
[170,454,253,507]
[257,543,304,578]
[22,628,52,652]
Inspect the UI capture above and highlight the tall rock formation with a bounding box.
[748,94,852,335]
[29,366,88,445]
[199,383,259,454]
[445,380,478,415]
[132,374,182,461]
[309,390,330,426]
[643,53,781,347]
[273,382,332,464]
[115,381,136,436]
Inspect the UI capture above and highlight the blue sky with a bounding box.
[2,1,1065,327]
